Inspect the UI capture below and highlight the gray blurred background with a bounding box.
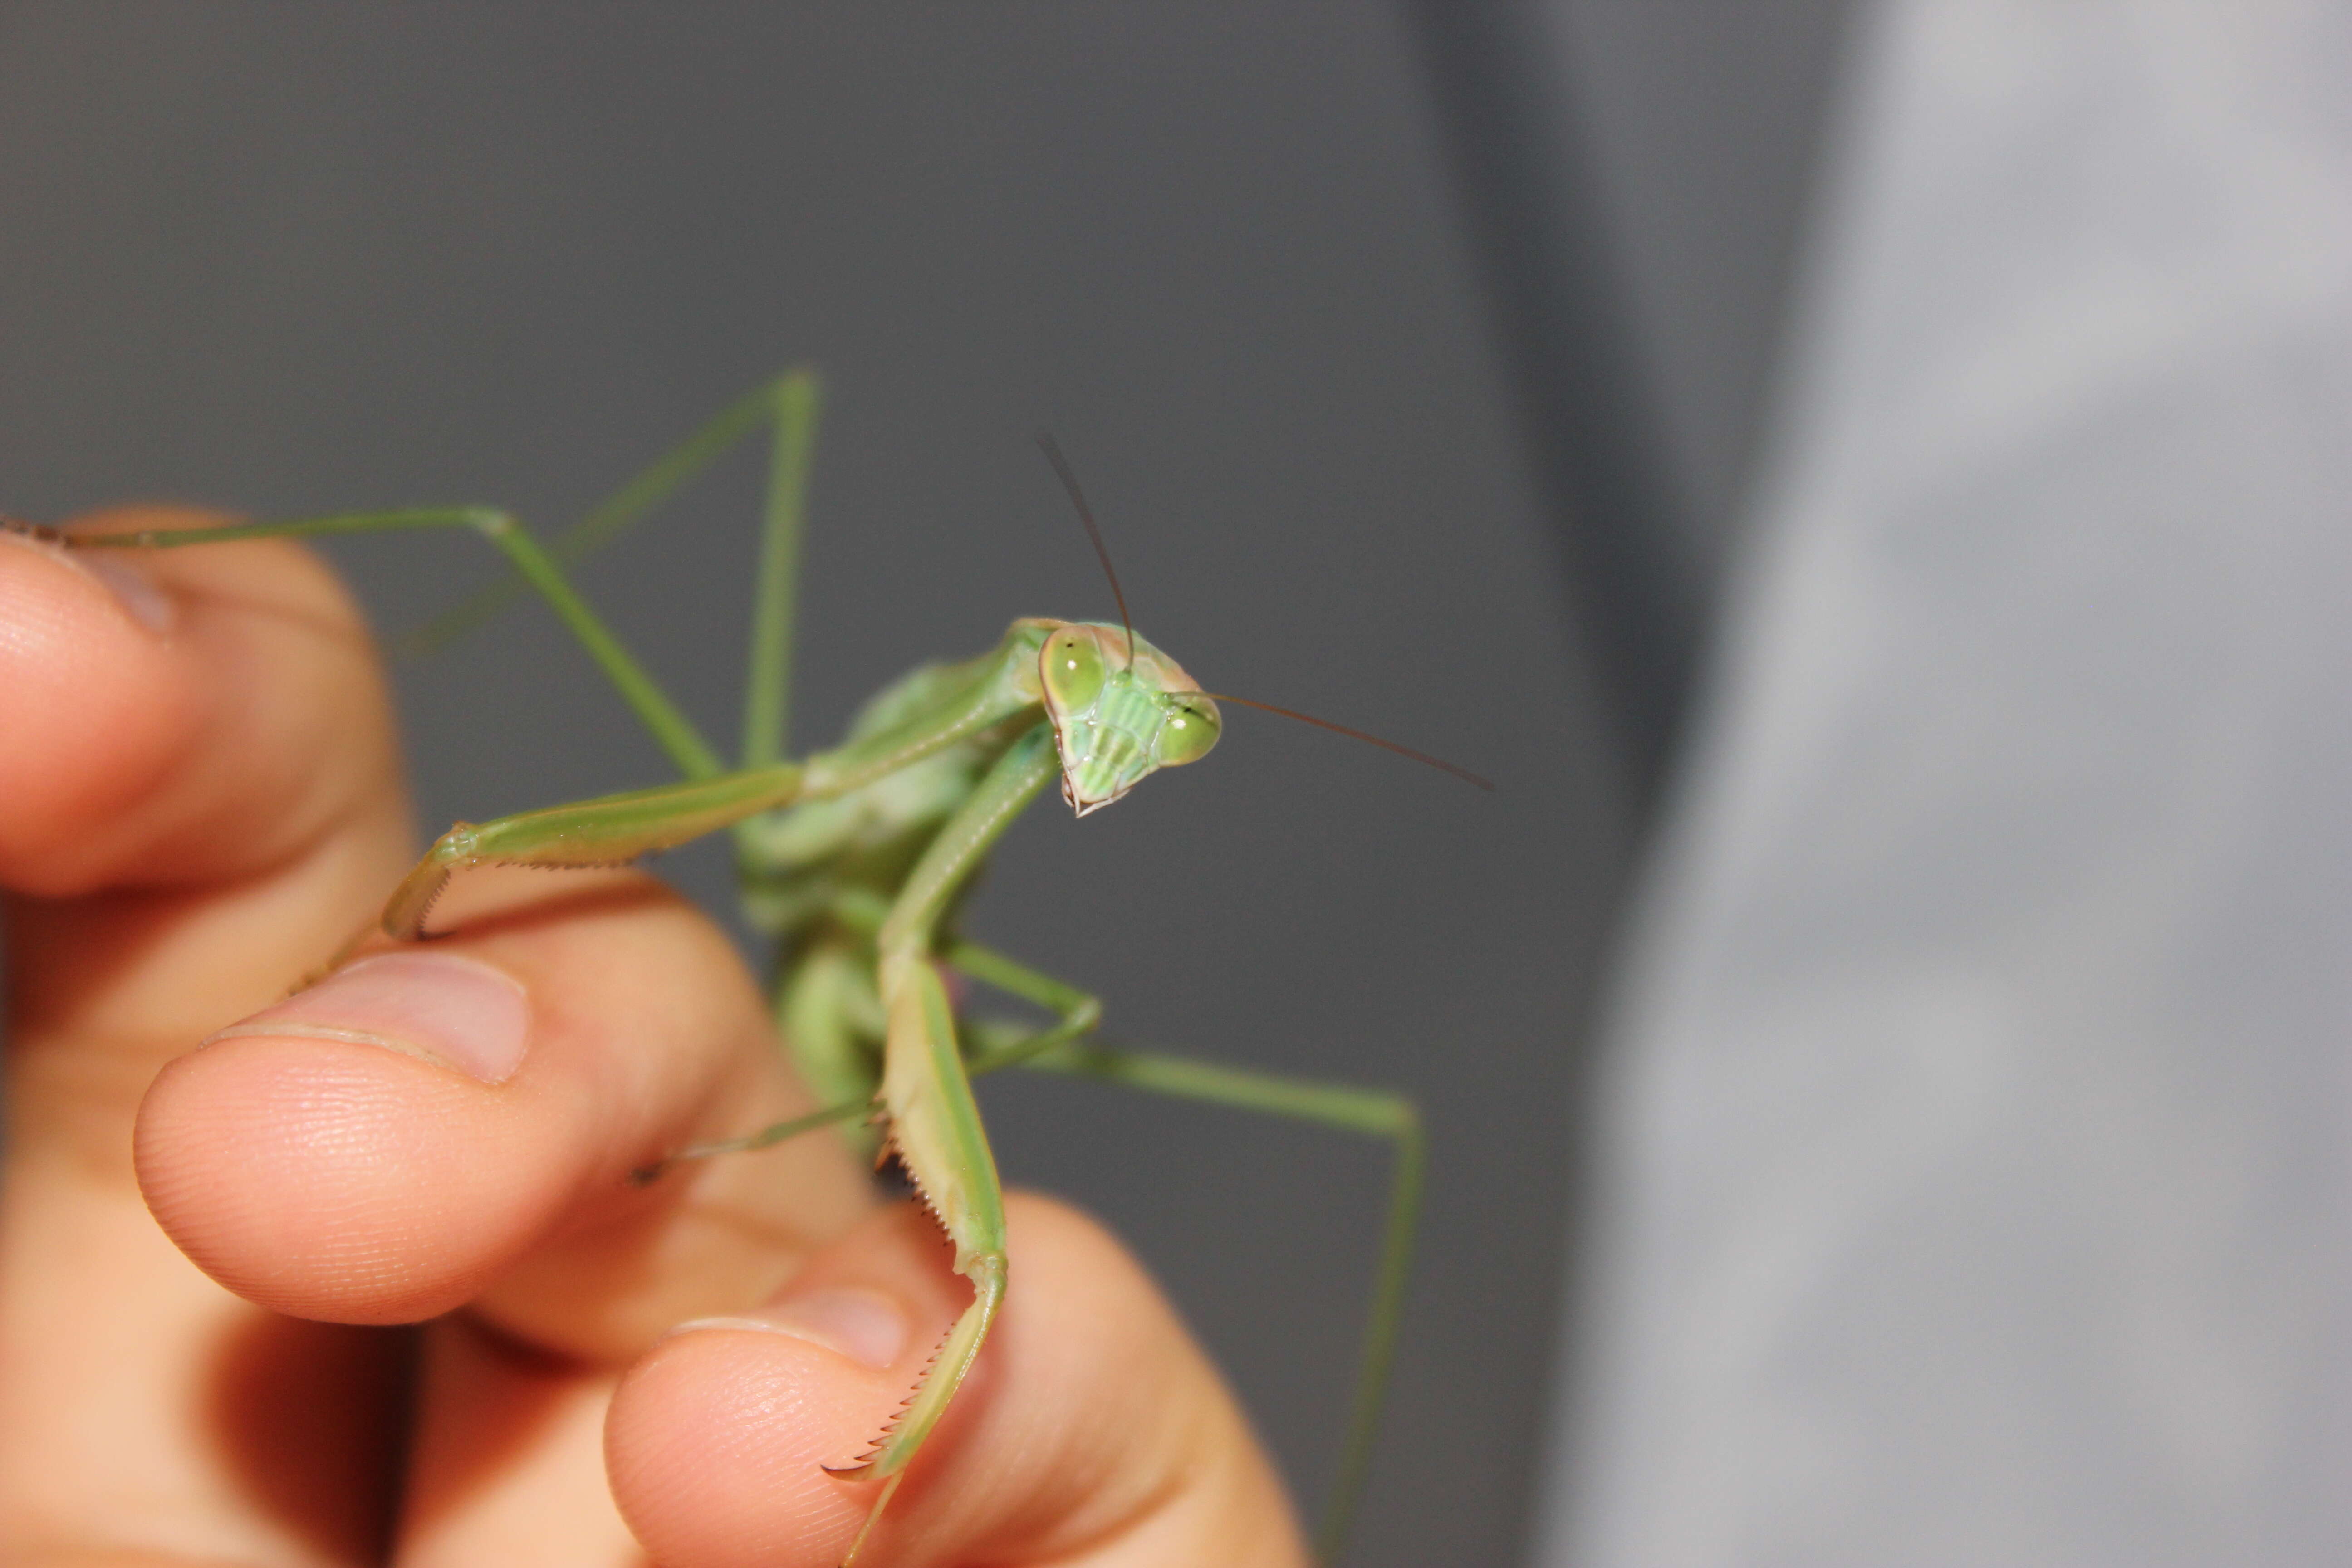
[0,4,1851,1563]
[1542,5,2352,1565]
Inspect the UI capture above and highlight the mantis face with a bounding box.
[1036,621,1221,816]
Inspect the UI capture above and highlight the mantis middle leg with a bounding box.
[954,939,1422,1567]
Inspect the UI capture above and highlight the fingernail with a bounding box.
[0,527,176,632]
[669,1287,911,1370]
[80,554,176,632]
[206,952,531,1084]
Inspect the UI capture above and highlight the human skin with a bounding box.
[0,510,1309,1568]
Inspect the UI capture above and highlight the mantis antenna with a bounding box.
[1031,438,1494,794]
[1035,431,1137,664]
[1196,691,1495,791]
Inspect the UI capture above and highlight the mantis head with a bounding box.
[1037,621,1221,816]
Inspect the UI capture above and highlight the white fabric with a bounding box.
[1539,2,2352,1563]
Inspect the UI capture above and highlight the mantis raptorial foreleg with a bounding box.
[665,925,1421,1566]
[818,726,1059,1559]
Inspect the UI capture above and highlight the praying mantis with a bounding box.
[47,368,1476,1566]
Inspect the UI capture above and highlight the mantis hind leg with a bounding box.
[67,504,727,781]
[399,365,822,704]
[63,368,825,786]
[65,375,830,975]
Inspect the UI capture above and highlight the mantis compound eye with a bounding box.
[1154,696,1221,767]
[1041,627,1108,715]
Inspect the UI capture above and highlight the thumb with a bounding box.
[607,1192,1308,1568]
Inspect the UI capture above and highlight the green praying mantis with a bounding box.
[46,368,1483,1566]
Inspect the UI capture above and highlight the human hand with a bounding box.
[0,511,1308,1567]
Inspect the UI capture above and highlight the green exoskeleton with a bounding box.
[48,369,1457,1566]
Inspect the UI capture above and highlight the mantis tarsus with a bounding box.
[48,368,1474,1566]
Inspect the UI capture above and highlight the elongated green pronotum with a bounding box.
[49,369,1472,1566]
